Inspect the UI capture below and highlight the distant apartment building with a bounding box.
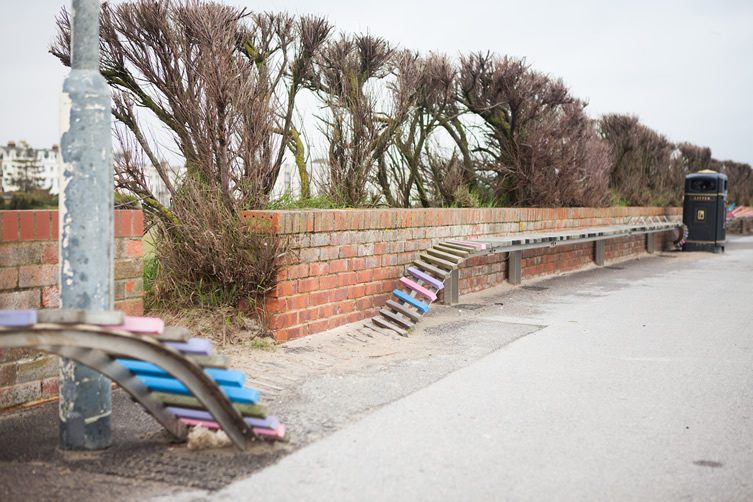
[142,163,181,208]
[271,159,329,198]
[0,141,62,194]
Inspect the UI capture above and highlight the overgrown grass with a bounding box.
[143,180,286,343]
[265,192,346,210]
[150,306,275,348]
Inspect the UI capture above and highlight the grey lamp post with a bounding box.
[58,0,114,450]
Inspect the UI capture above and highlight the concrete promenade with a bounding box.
[193,236,753,501]
[2,237,752,500]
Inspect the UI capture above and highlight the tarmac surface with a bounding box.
[2,236,752,500]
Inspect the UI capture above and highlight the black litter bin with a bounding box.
[683,170,727,252]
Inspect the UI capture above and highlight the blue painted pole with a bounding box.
[58,0,114,450]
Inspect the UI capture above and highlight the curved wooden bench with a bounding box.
[373,216,681,336]
[0,309,285,450]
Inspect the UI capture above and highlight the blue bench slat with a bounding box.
[136,374,260,404]
[392,290,429,314]
[0,310,37,327]
[116,359,245,387]
[407,267,444,290]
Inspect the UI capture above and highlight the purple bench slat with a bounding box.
[164,337,214,355]
[0,310,37,327]
[399,277,437,302]
[167,406,278,429]
[407,267,444,290]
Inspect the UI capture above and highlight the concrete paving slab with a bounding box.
[2,238,746,500]
[175,237,753,501]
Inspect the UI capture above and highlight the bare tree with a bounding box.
[599,114,680,205]
[50,1,318,308]
[377,53,435,207]
[459,53,608,206]
[51,1,331,219]
[719,160,753,206]
[384,54,481,207]
[304,35,419,206]
[677,142,712,173]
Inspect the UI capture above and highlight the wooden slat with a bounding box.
[178,417,285,440]
[151,392,267,418]
[427,247,462,264]
[440,241,477,252]
[447,239,487,249]
[0,310,37,327]
[116,358,245,387]
[187,354,228,369]
[164,338,214,355]
[379,308,414,329]
[386,300,421,321]
[433,243,469,257]
[37,309,123,326]
[111,316,165,334]
[407,267,444,290]
[392,289,429,313]
[252,423,287,440]
[400,277,438,302]
[168,406,278,429]
[419,253,456,270]
[136,375,260,404]
[155,326,191,342]
[373,316,408,337]
[413,260,450,278]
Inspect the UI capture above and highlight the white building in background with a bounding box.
[0,141,63,193]
[271,159,329,199]
[141,163,183,208]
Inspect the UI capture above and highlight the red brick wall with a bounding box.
[0,209,144,410]
[523,242,595,279]
[243,207,681,342]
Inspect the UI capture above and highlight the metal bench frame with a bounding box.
[0,323,253,450]
[442,216,680,304]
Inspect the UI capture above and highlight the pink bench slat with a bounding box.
[180,418,286,440]
[253,423,286,440]
[447,239,487,250]
[399,277,437,302]
[107,316,165,334]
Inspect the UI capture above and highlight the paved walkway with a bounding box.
[180,236,753,501]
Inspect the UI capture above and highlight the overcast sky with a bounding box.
[1,0,751,165]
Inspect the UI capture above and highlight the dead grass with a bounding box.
[151,307,276,350]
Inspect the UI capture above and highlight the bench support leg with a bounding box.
[594,240,605,266]
[646,234,655,254]
[442,269,460,305]
[508,251,522,285]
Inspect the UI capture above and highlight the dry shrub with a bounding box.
[719,160,753,206]
[459,53,609,207]
[599,114,681,206]
[150,178,287,311]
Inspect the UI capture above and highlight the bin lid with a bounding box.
[685,170,727,194]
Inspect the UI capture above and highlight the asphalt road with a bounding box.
[182,236,753,501]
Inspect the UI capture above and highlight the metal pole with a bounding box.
[58,0,113,450]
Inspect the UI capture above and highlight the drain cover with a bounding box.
[605,266,624,270]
